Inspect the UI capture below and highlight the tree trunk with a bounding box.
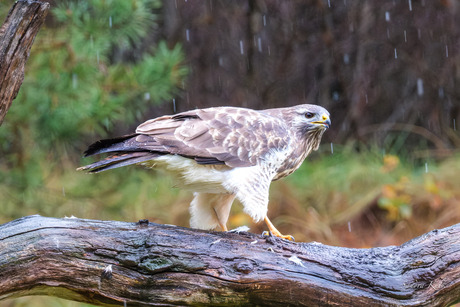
[0,0,50,126]
[0,215,459,306]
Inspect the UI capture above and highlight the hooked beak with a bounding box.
[312,115,331,129]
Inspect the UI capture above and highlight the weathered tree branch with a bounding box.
[0,215,459,306]
[0,0,49,126]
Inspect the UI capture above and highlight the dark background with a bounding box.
[158,0,459,152]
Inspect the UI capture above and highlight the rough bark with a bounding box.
[0,215,459,306]
[0,0,50,126]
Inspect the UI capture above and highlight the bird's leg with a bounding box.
[213,207,228,231]
[218,219,228,232]
[263,216,294,241]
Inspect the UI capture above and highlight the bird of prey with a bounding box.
[78,104,331,240]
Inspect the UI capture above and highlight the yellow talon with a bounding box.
[263,217,295,241]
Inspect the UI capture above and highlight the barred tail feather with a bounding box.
[77,152,159,173]
[83,134,140,157]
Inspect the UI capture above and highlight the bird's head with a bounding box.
[289,104,331,132]
[283,104,331,151]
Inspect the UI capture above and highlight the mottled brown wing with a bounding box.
[135,107,292,167]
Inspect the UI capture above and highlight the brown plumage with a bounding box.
[78,104,331,240]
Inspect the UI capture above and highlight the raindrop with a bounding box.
[421,0,425,6]
[109,16,112,28]
[385,11,390,22]
[348,221,351,232]
[454,119,457,131]
[343,53,350,64]
[263,15,267,26]
[438,87,444,98]
[365,94,368,104]
[267,45,271,55]
[330,143,334,154]
[173,98,176,113]
[62,187,66,197]
[417,78,424,96]
[445,45,449,58]
[425,162,428,173]
[332,92,340,101]
[239,40,244,55]
[257,37,262,53]
[408,0,412,11]
[327,0,331,8]
[404,30,407,42]
[72,73,78,89]
[394,48,398,59]
[185,29,190,42]
[144,92,150,100]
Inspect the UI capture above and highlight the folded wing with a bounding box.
[79,107,291,172]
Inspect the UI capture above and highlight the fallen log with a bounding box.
[0,215,459,306]
[0,0,50,125]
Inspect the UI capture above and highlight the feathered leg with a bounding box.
[189,193,236,231]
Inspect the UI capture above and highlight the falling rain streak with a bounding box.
[109,16,112,28]
[330,143,334,154]
[416,78,424,96]
[408,0,412,11]
[186,29,190,42]
[425,162,428,173]
[394,48,398,59]
[445,45,449,58]
[239,40,244,55]
[72,73,78,89]
[173,98,176,113]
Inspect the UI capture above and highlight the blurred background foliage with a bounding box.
[1,0,460,306]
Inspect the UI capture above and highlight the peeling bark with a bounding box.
[0,215,459,306]
[0,0,50,125]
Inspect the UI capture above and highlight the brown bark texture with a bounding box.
[0,215,459,306]
[0,0,49,126]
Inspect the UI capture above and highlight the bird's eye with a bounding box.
[305,112,315,119]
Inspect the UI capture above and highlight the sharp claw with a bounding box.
[262,230,295,241]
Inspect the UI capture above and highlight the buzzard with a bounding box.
[78,104,330,240]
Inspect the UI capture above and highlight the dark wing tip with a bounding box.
[83,134,139,157]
